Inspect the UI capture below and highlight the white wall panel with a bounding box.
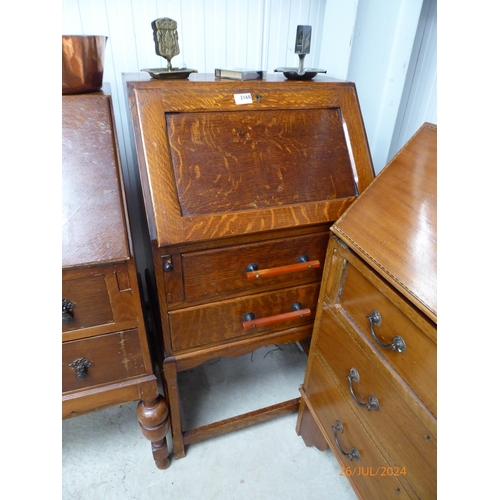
[317,0,358,80]
[202,0,229,70]
[62,0,84,33]
[388,0,437,160]
[180,0,207,70]
[266,0,292,70]
[347,0,424,174]
[129,1,163,72]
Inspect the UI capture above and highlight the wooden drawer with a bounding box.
[62,274,113,332]
[304,353,412,500]
[315,308,437,499]
[62,329,146,392]
[336,259,437,417]
[62,264,138,335]
[179,232,329,302]
[169,283,320,352]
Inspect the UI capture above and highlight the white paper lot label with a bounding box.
[234,93,253,105]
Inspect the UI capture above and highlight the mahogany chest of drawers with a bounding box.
[296,123,437,498]
[125,73,375,459]
[62,90,169,469]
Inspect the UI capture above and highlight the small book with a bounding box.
[215,68,266,81]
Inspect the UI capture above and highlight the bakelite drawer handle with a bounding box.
[347,368,379,411]
[246,254,320,280]
[332,420,360,461]
[69,357,94,380]
[366,310,406,353]
[62,298,75,325]
[242,302,311,330]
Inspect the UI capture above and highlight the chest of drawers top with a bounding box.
[332,123,437,322]
[62,90,130,268]
[124,73,375,248]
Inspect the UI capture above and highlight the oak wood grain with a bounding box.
[126,75,375,246]
[316,309,437,498]
[62,92,130,267]
[297,124,437,499]
[62,329,146,392]
[335,259,437,416]
[333,123,437,321]
[167,109,355,216]
[168,283,320,353]
[180,231,329,303]
[301,355,413,499]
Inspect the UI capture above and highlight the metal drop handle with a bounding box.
[346,368,379,411]
[366,310,406,353]
[332,421,360,461]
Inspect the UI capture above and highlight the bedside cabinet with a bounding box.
[124,73,375,459]
[296,123,437,499]
[62,89,169,469]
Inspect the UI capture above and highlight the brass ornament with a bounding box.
[142,17,197,79]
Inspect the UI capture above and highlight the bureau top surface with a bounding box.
[123,72,350,85]
[62,92,130,268]
[125,73,375,247]
[333,123,437,322]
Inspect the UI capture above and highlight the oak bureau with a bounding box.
[124,73,375,459]
[62,89,169,469]
[296,123,437,498]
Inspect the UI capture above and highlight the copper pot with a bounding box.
[62,35,108,94]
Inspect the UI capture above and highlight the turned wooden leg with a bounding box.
[137,395,170,469]
[163,360,186,459]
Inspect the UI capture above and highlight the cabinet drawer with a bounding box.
[62,264,138,336]
[316,308,437,499]
[62,274,113,332]
[62,329,146,392]
[338,261,437,417]
[304,353,412,500]
[180,232,329,302]
[169,283,320,352]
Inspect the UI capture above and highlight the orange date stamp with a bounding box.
[340,466,407,477]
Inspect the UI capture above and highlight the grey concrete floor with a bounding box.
[62,343,357,499]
